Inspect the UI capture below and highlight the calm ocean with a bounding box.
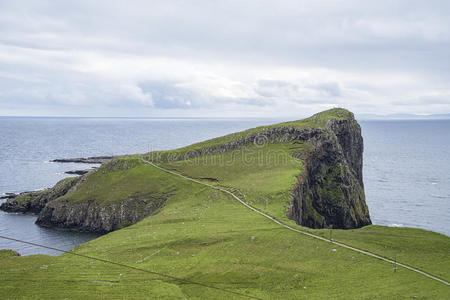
[0,117,449,255]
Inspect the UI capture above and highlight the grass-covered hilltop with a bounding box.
[1,108,449,299]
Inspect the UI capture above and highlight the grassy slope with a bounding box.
[0,249,20,259]
[311,225,450,281]
[158,142,307,221]
[1,108,449,299]
[56,158,176,206]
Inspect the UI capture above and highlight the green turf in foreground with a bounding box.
[1,164,449,299]
[311,225,450,282]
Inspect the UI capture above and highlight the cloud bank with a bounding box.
[0,0,449,117]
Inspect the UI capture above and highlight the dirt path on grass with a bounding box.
[139,156,450,287]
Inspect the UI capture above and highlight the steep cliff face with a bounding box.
[36,194,168,233]
[287,116,371,229]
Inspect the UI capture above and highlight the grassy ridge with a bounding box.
[148,108,350,161]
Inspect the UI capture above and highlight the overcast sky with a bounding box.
[0,0,449,117]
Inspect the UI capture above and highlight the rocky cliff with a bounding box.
[287,116,371,229]
[36,193,168,233]
[36,159,172,233]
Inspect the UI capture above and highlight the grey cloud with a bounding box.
[2,1,449,71]
[255,80,299,98]
[392,94,450,106]
[255,80,342,104]
[227,97,274,107]
[0,0,449,116]
[307,82,341,97]
[138,81,201,109]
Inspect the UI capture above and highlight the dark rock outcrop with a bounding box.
[65,169,93,175]
[287,116,371,229]
[51,156,116,164]
[0,193,18,200]
[36,194,169,233]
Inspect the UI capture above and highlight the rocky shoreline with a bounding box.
[50,155,117,164]
[0,155,166,233]
[64,168,96,175]
[0,193,19,200]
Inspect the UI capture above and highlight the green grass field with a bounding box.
[1,108,449,299]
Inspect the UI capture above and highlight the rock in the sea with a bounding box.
[51,156,116,164]
[0,193,17,200]
[65,169,91,175]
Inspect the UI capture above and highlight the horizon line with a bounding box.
[1,113,450,120]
